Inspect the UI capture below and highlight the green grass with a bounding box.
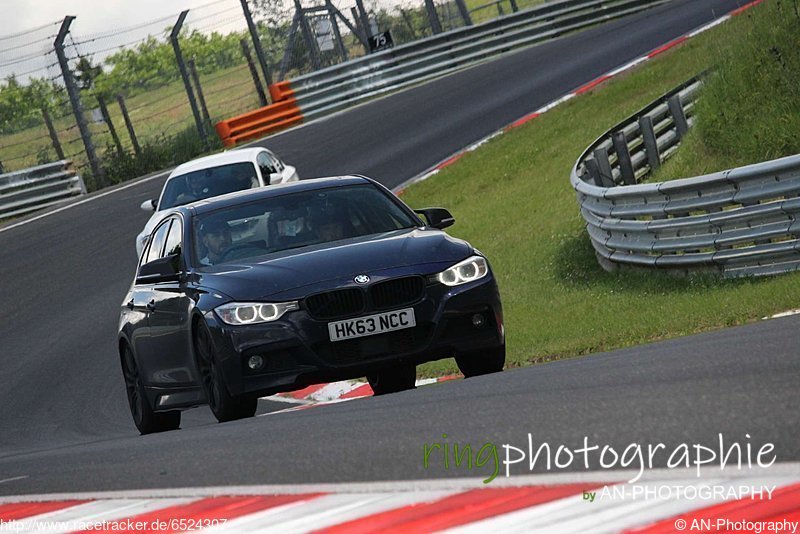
[401,2,800,377]
[652,0,800,182]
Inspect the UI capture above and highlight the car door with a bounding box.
[146,215,198,387]
[130,219,171,382]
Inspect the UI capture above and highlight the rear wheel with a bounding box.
[194,322,257,422]
[121,345,181,435]
[367,363,417,395]
[456,344,506,377]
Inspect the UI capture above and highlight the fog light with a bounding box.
[247,355,265,370]
[471,313,486,328]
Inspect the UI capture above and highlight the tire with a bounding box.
[456,344,506,378]
[367,363,417,396]
[121,344,181,435]
[194,321,258,422]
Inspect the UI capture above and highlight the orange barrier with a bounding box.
[214,81,303,147]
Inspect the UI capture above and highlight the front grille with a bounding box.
[305,289,364,320]
[369,276,425,310]
[315,325,431,365]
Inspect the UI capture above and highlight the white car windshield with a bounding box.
[159,162,260,210]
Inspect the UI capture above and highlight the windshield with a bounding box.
[193,184,419,266]
[159,162,259,210]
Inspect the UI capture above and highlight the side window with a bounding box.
[163,218,183,258]
[257,152,278,180]
[265,149,284,172]
[144,220,171,265]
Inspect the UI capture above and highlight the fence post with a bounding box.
[54,16,105,185]
[188,58,211,125]
[42,107,65,160]
[239,0,274,92]
[454,0,473,26]
[294,1,322,70]
[0,161,4,174]
[117,95,141,157]
[326,0,348,62]
[611,131,635,185]
[509,0,519,13]
[639,115,660,171]
[170,10,208,150]
[96,95,123,155]
[424,0,443,34]
[668,95,689,139]
[354,0,371,39]
[240,39,267,107]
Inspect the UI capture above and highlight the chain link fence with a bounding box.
[0,0,549,191]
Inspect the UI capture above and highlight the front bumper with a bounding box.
[204,275,504,398]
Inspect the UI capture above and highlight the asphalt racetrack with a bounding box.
[3,0,796,495]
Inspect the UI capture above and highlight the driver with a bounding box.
[177,173,210,205]
[199,218,232,265]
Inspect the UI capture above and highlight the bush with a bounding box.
[99,124,222,190]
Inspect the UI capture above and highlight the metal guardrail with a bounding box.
[0,160,86,220]
[571,76,800,278]
[289,0,669,122]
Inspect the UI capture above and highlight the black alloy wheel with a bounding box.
[194,321,258,422]
[121,345,180,434]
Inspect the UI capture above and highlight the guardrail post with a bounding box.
[0,161,4,174]
[42,107,65,160]
[54,16,106,186]
[639,115,660,171]
[424,0,443,34]
[116,95,141,157]
[170,10,209,151]
[668,95,689,139]
[593,146,615,187]
[240,39,268,107]
[509,0,519,13]
[611,131,635,185]
[239,0,274,91]
[97,95,123,155]
[454,0,473,26]
[188,58,212,125]
[584,157,601,186]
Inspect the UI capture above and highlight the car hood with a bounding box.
[197,228,472,300]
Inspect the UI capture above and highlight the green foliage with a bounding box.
[99,125,222,190]
[0,76,68,134]
[694,0,800,165]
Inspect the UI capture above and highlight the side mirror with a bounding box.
[414,208,455,230]
[137,254,182,284]
[269,172,282,185]
[140,199,156,212]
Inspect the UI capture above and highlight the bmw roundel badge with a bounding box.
[354,274,370,284]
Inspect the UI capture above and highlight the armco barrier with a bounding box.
[0,160,86,220]
[289,0,668,122]
[215,81,303,147]
[571,77,800,278]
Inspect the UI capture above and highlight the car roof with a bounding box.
[168,147,266,178]
[180,175,373,216]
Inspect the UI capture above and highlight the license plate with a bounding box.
[328,308,416,342]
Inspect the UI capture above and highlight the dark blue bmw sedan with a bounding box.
[118,176,504,434]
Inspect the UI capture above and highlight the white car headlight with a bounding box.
[215,301,299,325]
[436,255,489,286]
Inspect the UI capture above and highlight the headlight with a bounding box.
[215,301,299,325]
[436,255,489,286]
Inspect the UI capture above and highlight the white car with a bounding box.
[136,147,298,257]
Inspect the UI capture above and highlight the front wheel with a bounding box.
[194,322,258,422]
[121,345,181,435]
[455,344,505,377]
[367,363,417,395]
